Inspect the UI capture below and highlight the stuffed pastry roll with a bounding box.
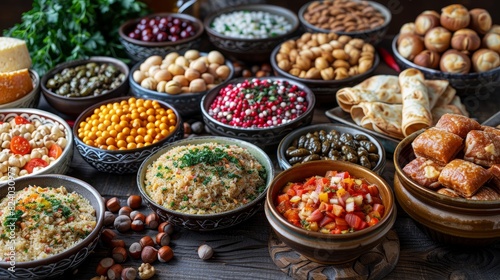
[402,157,443,188]
[412,128,463,164]
[438,159,491,198]
[464,130,500,167]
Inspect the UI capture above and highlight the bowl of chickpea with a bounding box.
[73,96,184,174]
[129,49,234,117]
[0,108,73,184]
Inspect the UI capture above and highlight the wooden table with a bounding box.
[37,37,500,280]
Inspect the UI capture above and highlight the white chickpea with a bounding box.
[1,141,10,149]
[19,169,29,176]
[23,154,31,163]
[30,148,44,159]
[10,128,21,137]
[39,125,51,136]
[9,154,27,168]
[0,123,10,133]
[0,163,7,173]
[51,126,64,139]
[25,123,35,133]
[0,132,10,141]
[44,139,55,149]
[41,155,50,163]
[0,153,8,162]
[9,166,19,176]
[56,138,67,149]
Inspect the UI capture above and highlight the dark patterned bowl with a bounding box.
[0,174,105,279]
[203,4,299,63]
[298,0,391,45]
[0,69,40,109]
[391,35,500,97]
[129,53,235,117]
[137,136,275,231]
[265,160,396,264]
[277,123,386,174]
[41,56,129,118]
[73,96,184,174]
[394,130,500,246]
[200,77,316,151]
[0,108,73,183]
[118,13,204,63]
[270,42,380,105]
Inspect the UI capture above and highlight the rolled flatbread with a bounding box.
[433,85,456,108]
[336,75,401,112]
[399,68,432,137]
[350,101,404,139]
[423,79,448,109]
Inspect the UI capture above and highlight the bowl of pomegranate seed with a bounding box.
[118,13,204,63]
[201,77,316,150]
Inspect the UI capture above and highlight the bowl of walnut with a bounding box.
[129,49,234,117]
[392,4,500,96]
[298,0,391,45]
[270,32,379,104]
[394,113,500,246]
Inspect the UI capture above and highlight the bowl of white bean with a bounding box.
[203,4,300,63]
[0,108,73,183]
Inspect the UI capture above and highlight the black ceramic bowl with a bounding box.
[270,41,380,105]
[0,69,40,109]
[204,4,299,63]
[391,35,500,97]
[129,52,235,117]
[277,123,386,174]
[119,13,204,63]
[0,174,105,279]
[200,77,316,150]
[73,96,184,174]
[298,0,391,45]
[41,56,129,118]
[137,136,275,231]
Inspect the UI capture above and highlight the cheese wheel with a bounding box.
[0,37,32,72]
[0,69,33,104]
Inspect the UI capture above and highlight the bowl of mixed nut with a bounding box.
[298,0,391,45]
[270,32,379,104]
[201,77,315,150]
[41,56,129,118]
[203,4,300,62]
[129,49,234,117]
[0,108,73,184]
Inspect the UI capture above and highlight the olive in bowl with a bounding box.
[0,108,73,183]
[73,96,184,174]
[265,160,396,264]
[129,50,234,117]
[201,77,315,151]
[298,0,392,45]
[137,136,275,231]
[203,4,299,63]
[41,56,129,118]
[118,13,204,63]
[0,174,105,279]
[277,123,386,174]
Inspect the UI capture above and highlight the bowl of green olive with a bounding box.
[41,56,130,118]
[277,123,386,174]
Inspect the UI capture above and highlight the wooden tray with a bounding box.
[325,107,400,153]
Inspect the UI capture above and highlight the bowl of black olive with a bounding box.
[41,56,130,118]
[277,123,386,174]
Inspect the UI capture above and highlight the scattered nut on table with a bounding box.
[198,244,214,260]
[138,263,156,279]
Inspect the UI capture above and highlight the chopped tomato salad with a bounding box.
[275,170,385,234]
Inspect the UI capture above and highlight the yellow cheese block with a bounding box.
[0,37,32,72]
[0,69,33,104]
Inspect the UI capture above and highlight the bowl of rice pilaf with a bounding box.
[137,136,275,231]
[0,174,105,279]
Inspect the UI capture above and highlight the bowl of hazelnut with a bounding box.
[73,96,184,174]
[298,0,391,45]
[203,4,299,63]
[270,32,379,104]
[392,4,500,96]
[129,49,234,117]
[118,13,204,63]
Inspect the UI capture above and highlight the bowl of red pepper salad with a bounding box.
[264,160,396,264]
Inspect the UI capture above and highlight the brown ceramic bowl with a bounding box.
[41,56,129,118]
[0,174,105,279]
[137,136,275,231]
[393,129,500,246]
[119,13,204,63]
[265,160,396,264]
[203,4,299,63]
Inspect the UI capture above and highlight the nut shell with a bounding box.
[471,48,500,72]
[469,8,492,35]
[397,34,425,61]
[424,27,452,53]
[413,50,441,69]
[440,4,470,31]
[450,29,481,53]
[439,49,471,74]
